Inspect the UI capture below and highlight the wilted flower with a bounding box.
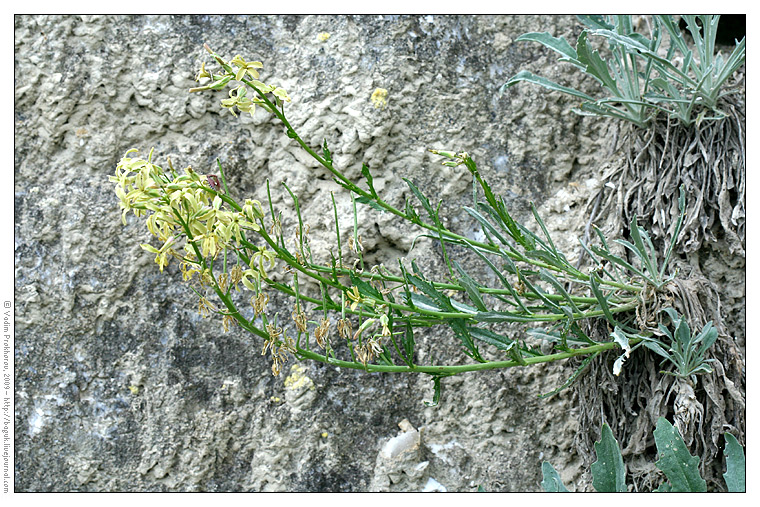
[337,318,353,340]
[251,291,269,316]
[314,318,330,349]
[292,308,308,333]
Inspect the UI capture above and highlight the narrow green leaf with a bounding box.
[464,206,509,245]
[723,433,745,492]
[524,250,564,270]
[377,345,395,366]
[627,215,658,277]
[515,32,580,63]
[449,319,484,362]
[407,293,443,313]
[653,417,706,492]
[519,273,560,312]
[589,273,619,327]
[424,375,443,407]
[361,163,378,197]
[454,260,488,311]
[467,326,515,351]
[589,244,648,281]
[502,70,596,101]
[528,326,594,347]
[591,423,627,492]
[349,272,385,303]
[539,269,580,313]
[403,178,437,223]
[531,204,562,258]
[541,462,569,492]
[659,185,686,279]
[468,246,531,315]
[354,195,386,213]
[639,337,672,361]
[469,327,542,356]
[404,197,420,222]
[407,273,451,311]
[507,343,527,365]
[473,310,547,324]
[538,352,599,398]
[322,139,332,165]
[402,321,415,365]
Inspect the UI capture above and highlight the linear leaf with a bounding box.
[468,246,531,314]
[539,269,580,312]
[473,310,547,324]
[519,273,560,312]
[515,32,580,63]
[349,272,384,302]
[589,244,648,280]
[454,260,488,311]
[627,216,658,276]
[539,351,599,398]
[355,195,386,213]
[464,206,509,245]
[449,318,483,362]
[403,178,437,223]
[361,163,378,197]
[589,273,619,327]
[502,70,596,101]
[402,321,416,365]
[467,326,515,351]
[449,299,479,315]
[407,274,451,311]
[407,293,443,313]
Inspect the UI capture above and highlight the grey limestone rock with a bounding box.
[14,14,643,491]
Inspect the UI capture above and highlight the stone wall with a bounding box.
[15,14,645,491]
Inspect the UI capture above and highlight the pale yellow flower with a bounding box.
[272,87,291,104]
[379,314,391,337]
[346,286,362,311]
[251,248,277,278]
[231,55,264,81]
[195,62,212,82]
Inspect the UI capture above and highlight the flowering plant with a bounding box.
[112,44,714,403]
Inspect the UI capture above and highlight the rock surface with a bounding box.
[14,14,736,492]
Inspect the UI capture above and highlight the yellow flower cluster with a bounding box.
[110,149,271,286]
[192,52,291,118]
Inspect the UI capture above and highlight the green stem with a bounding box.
[296,337,640,374]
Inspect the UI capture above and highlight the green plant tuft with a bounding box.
[503,15,745,127]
